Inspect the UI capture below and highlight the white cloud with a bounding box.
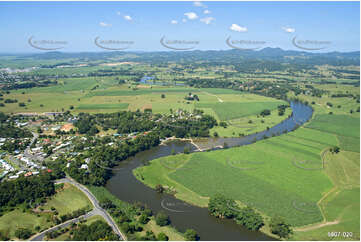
[99,22,112,27]
[203,9,211,14]
[184,12,198,20]
[124,15,132,21]
[171,20,178,24]
[182,18,187,23]
[230,24,247,32]
[194,1,206,8]
[282,26,295,33]
[116,11,121,16]
[200,17,215,25]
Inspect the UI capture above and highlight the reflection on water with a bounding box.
[106,101,312,241]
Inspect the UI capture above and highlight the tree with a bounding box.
[15,228,32,239]
[138,213,150,224]
[208,194,238,218]
[269,216,293,238]
[155,211,170,226]
[234,207,264,231]
[155,184,164,193]
[219,121,227,128]
[161,94,166,98]
[184,229,199,241]
[157,232,169,241]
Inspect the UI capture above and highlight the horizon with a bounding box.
[0,1,359,53]
[0,46,360,56]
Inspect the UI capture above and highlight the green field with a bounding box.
[42,183,92,216]
[196,101,285,121]
[0,209,53,239]
[134,112,360,237]
[77,103,129,110]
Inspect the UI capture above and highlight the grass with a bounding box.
[77,103,129,110]
[196,101,286,121]
[42,183,92,216]
[0,209,53,239]
[135,116,360,230]
[306,114,359,138]
[210,107,292,137]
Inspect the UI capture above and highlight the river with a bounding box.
[105,101,313,241]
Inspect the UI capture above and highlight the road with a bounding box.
[30,210,94,241]
[30,177,126,241]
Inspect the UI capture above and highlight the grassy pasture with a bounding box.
[41,183,92,216]
[135,126,341,226]
[77,103,129,110]
[306,114,359,138]
[196,101,286,120]
[0,209,53,239]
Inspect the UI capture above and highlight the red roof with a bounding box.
[47,169,52,173]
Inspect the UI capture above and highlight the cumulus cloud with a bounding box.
[182,18,187,23]
[200,17,215,25]
[124,15,132,21]
[194,1,206,8]
[282,26,295,33]
[184,12,198,20]
[171,20,178,24]
[99,22,112,27]
[204,9,211,14]
[229,24,247,32]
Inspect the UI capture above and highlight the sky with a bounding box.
[0,1,359,53]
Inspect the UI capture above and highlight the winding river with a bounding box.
[105,101,313,241]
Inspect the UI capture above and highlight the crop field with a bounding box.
[135,107,360,231]
[306,114,360,153]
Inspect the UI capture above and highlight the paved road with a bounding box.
[30,210,94,241]
[29,177,125,241]
[55,177,126,240]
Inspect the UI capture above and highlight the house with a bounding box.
[24,172,33,177]
[80,164,88,169]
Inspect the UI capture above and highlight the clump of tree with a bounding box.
[15,228,32,239]
[208,194,238,219]
[260,109,271,117]
[269,216,293,238]
[0,174,55,210]
[71,220,119,240]
[184,229,199,241]
[155,211,170,226]
[234,207,264,231]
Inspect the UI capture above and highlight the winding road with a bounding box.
[29,177,126,241]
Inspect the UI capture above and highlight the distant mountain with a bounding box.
[4,47,359,68]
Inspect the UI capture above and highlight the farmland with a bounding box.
[134,102,360,239]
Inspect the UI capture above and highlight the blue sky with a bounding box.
[0,1,359,53]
